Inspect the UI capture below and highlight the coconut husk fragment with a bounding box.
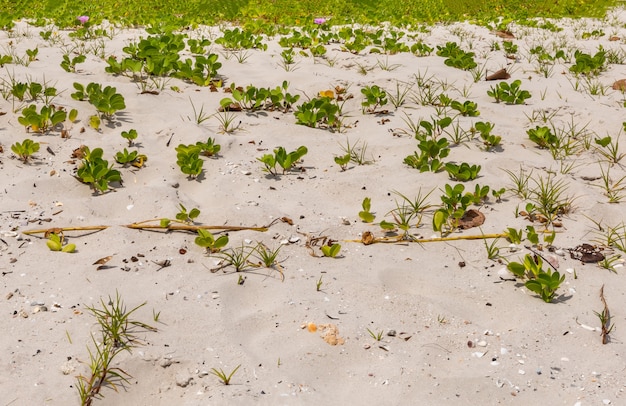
[486,69,511,81]
[493,30,515,39]
[458,209,485,230]
[612,79,626,91]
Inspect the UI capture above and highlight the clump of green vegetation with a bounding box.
[0,0,614,32]
[76,292,157,405]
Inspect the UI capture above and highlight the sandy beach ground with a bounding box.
[1,8,626,405]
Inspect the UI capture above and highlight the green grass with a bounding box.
[0,0,618,29]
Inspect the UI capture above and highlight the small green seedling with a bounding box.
[483,236,501,260]
[366,328,384,341]
[60,53,86,72]
[570,50,606,76]
[404,138,450,173]
[316,276,324,291]
[217,244,255,272]
[194,229,228,253]
[321,243,341,258]
[527,126,557,149]
[433,183,472,235]
[492,187,506,202]
[253,243,282,268]
[257,146,308,176]
[359,197,375,223]
[175,144,203,178]
[76,147,122,194]
[334,153,351,171]
[487,80,531,104]
[115,148,147,168]
[11,138,40,163]
[196,137,221,157]
[361,84,388,113]
[71,82,126,119]
[46,232,76,253]
[210,365,241,385]
[474,121,501,150]
[594,135,625,164]
[450,100,479,117]
[176,204,200,223]
[469,183,490,204]
[507,254,564,302]
[17,104,67,133]
[294,96,339,129]
[121,129,138,146]
[525,269,565,303]
[444,162,481,182]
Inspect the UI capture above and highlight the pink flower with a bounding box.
[77,15,89,24]
[314,18,326,25]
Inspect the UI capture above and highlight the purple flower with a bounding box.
[314,18,326,25]
[77,15,89,25]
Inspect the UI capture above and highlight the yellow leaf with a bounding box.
[319,89,334,99]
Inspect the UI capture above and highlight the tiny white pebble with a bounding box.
[518,369,525,375]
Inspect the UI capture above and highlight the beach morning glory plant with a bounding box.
[77,15,89,24]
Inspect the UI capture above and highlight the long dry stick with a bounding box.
[124,222,269,232]
[23,220,274,236]
[22,225,109,236]
[345,231,510,244]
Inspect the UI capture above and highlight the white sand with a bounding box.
[1,9,626,405]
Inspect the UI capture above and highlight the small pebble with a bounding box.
[60,360,76,375]
[387,330,396,337]
[176,374,193,388]
[159,358,173,368]
[603,400,611,405]
[476,340,487,347]
[32,305,47,314]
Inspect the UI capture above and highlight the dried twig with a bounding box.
[347,231,510,245]
[124,222,269,232]
[22,225,109,236]
[596,285,614,344]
